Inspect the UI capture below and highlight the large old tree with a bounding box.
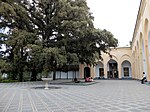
[0,0,118,81]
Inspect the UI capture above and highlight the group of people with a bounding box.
[73,77,94,83]
[75,72,147,84]
[85,77,93,82]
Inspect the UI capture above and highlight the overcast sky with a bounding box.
[86,0,141,47]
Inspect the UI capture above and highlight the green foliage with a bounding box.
[67,53,79,65]
[43,47,67,71]
[0,79,18,83]
[40,71,53,78]
[0,59,11,73]
[129,41,132,47]
[0,0,118,81]
[0,72,2,81]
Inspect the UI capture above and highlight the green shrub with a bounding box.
[0,79,18,83]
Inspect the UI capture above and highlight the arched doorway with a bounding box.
[107,59,118,78]
[84,67,90,78]
[95,62,104,78]
[121,60,132,78]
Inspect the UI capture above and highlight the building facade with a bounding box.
[132,0,150,81]
[55,0,150,81]
[79,47,132,79]
[79,0,150,81]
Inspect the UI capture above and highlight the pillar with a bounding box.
[104,62,107,78]
[79,64,84,78]
[118,63,122,79]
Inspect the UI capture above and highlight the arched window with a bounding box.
[121,60,131,78]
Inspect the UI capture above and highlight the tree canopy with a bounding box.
[0,0,118,81]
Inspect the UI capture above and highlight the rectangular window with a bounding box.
[124,67,129,77]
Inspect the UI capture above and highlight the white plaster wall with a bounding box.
[55,71,79,79]
[56,71,61,79]
[95,62,103,78]
[95,65,100,78]
[142,40,147,76]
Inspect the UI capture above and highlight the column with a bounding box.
[79,64,84,78]
[104,62,107,78]
[118,62,122,79]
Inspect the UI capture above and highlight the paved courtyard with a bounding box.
[0,80,150,112]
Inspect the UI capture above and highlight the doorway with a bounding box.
[99,68,104,78]
[107,59,118,78]
[84,67,90,78]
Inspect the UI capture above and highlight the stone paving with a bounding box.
[0,80,150,112]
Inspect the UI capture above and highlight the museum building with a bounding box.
[55,0,150,82]
[79,0,150,81]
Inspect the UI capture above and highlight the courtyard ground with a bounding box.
[0,80,150,112]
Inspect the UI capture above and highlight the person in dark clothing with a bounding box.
[141,72,146,84]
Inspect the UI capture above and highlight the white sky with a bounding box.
[86,0,141,47]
